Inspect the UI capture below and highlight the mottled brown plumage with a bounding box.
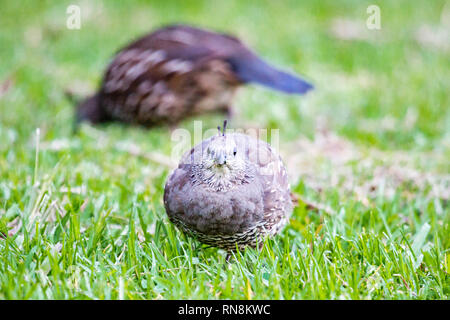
[76,24,313,127]
[164,124,292,252]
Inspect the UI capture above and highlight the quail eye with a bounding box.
[233,148,237,156]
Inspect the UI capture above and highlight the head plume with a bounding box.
[217,120,228,137]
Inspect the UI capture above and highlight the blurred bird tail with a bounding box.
[227,53,314,94]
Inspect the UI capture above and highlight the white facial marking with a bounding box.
[195,135,249,192]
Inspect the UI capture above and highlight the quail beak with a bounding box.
[215,153,227,166]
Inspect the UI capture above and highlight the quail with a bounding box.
[76,24,313,127]
[163,121,293,253]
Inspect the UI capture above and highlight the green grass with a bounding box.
[0,0,449,299]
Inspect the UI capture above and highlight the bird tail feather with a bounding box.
[227,53,313,94]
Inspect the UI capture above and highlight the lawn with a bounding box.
[0,0,449,299]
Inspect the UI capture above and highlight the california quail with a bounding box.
[76,24,313,127]
[163,121,293,253]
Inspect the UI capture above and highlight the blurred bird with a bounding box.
[76,24,313,128]
[163,121,293,256]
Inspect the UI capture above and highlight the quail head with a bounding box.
[76,24,313,128]
[163,121,293,252]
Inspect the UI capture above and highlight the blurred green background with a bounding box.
[1,0,449,148]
